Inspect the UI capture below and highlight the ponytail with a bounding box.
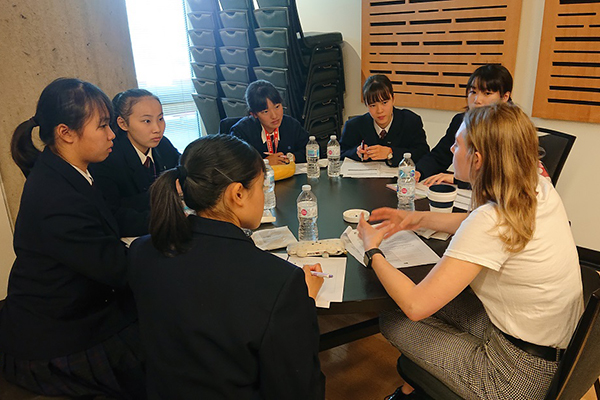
[149,169,192,256]
[11,117,41,177]
[9,78,113,177]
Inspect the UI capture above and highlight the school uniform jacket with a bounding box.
[230,115,309,163]
[0,147,136,360]
[128,216,323,400]
[89,133,180,237]
[339,107,430,167]
[416,112,464,179]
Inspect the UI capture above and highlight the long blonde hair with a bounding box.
[464,103,539,253]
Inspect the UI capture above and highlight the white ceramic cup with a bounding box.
[427,184,457,213]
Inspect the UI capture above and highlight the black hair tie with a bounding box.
[176,165,187,183]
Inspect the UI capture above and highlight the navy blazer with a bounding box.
[0,147,136,360]
[128,216,323,400]
[89,133,180,237]
[416,113,464,179]
[230,115,309,163]
[339,107,430,167]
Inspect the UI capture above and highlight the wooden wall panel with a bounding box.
[361,0,522,111]
[533,0,600,123]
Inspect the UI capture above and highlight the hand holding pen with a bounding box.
[357,140,368,162]
[302,263,324,300]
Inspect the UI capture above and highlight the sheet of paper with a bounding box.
[455,189,471,211]
[294,163,307,175]
[342,226,440,268]
[251,226,297,251]
[341,158,398,178]
[275,254,346,308]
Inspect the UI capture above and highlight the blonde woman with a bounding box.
[358,102,582,400]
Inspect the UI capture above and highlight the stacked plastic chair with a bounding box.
[253,0,345,154]
[187,0,344,142]
[187,0,259,134]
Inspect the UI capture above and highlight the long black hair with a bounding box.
[10,78,113,176]
[149,134,265,256]
[111,88,161,135]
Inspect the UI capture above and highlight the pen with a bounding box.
[359,140,365,161]
[310,271,334,278]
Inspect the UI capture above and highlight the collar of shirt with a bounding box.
[261,125,272,144]
[69,163,94,185]
[133,145,154,165]
[374,114,393,139]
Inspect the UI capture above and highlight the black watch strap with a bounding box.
[364,248,385,269]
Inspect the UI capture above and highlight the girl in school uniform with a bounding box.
[415,64,513,185]
[339,74,430,167]
[127,134,324,399]
[231,79,309,164]
[1,78,145,399]
[90,89,180,237]
[358,103,582,400]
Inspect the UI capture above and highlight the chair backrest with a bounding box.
[219,116,243,135]
[537,127,576,186]
[544,287,600,400]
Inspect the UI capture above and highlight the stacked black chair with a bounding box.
[253,0,345,155]
[187,0,259,134]
[189,0,345,142]
[217,0,259,120]
[187,0,225,135]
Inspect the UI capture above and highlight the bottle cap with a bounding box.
[403,152,411,159]
[309,136,316,141]
[302,184,311,191]
[330,135,336,140]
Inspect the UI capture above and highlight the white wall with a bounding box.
[297,0,600,251]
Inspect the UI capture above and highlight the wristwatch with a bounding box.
[363,248,385,269]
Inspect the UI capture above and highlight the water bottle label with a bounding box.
[399,166,415,178]
[307,148,319,158]
[298,201,317,218]
[400,187,407,195]
[327,147,340,157]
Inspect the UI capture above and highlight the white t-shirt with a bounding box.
[445,177,583,348]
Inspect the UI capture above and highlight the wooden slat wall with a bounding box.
[533,0,600,123]
[361,0,522,111]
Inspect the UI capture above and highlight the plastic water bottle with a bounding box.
[263,159,276,211]
[327,135,341,178]
[306,135,320,179]
[397,152,415,211]
[297,184,318,241]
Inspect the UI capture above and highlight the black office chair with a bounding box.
[218,116,243,135]
[537,127,576,186]
[396,264,600,400]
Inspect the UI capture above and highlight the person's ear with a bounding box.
[224,182,245,208]
[472,151,483,171]
[117,116,128,132]
[501,91,511,103]
[55,123,76,144]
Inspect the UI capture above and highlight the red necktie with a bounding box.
[380,129,387,139]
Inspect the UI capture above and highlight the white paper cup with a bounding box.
[427,184,457,213]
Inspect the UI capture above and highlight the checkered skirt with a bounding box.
[380,289,559,400]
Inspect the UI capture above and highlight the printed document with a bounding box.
[341,226,440,268]
[341,159,398,178]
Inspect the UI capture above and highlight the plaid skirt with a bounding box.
[1,322,146,399]
[380,288,559,400]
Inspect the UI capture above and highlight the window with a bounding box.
[124,0,200,152]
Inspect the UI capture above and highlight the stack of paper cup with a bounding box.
[427,184,458,213]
